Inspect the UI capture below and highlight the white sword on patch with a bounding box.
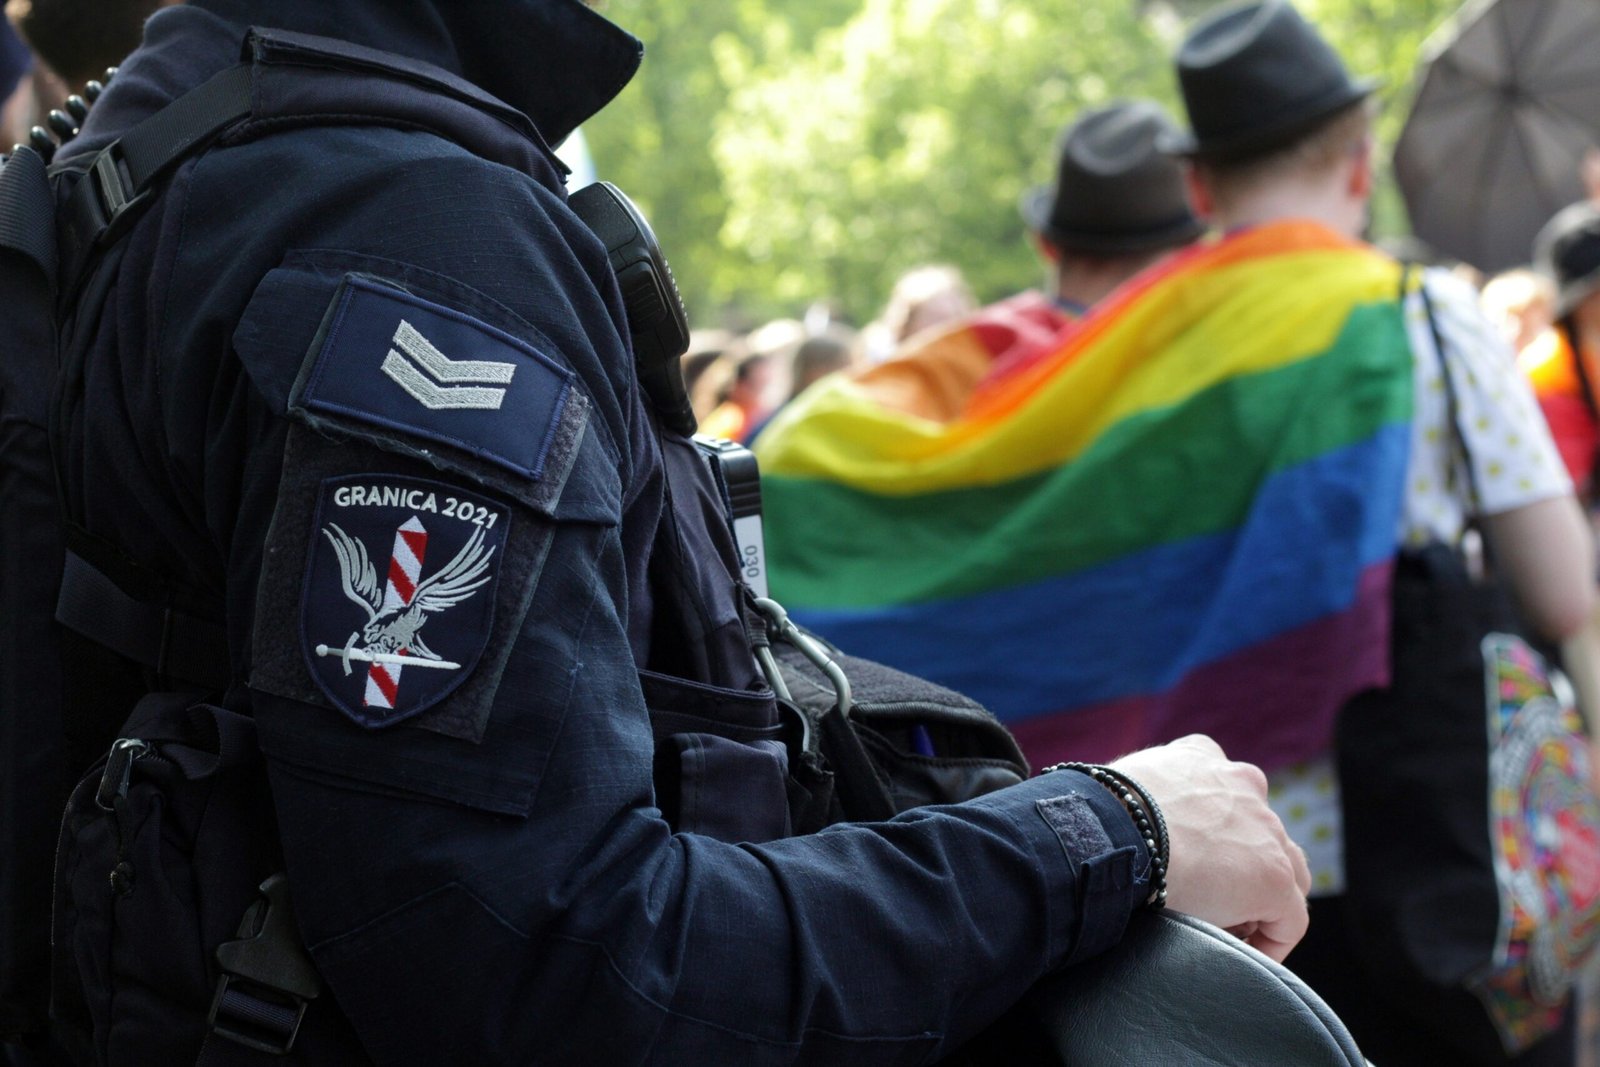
[315,634,461,674]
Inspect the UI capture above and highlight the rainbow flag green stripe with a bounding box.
[755,223,1415,772]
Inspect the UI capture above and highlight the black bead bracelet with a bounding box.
[1044,762,1169,910]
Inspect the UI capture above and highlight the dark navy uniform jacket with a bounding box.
[51,0,1151,1061]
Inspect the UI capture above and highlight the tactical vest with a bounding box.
[0,29,1026,1064]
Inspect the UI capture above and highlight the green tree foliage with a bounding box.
[582,0,861,324]
[579,3,746,325]
[713,0,1173,322]
[586,0,1464,327]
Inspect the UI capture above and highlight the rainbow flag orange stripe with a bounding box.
[756,223,1414,771]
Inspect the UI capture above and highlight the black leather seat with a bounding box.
[950,910,1370,1065]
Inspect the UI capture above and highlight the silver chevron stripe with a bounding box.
[383,319,518,411]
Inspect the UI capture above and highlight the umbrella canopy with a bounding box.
[1393,0,1600,275]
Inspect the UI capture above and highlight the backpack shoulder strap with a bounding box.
[56,64,251,300]
[42,66,248,693]
[0,145,58,284]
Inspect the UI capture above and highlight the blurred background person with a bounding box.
[1483,266,1557,357]
[745,322,860,443]
[694,317,802,442]
[881,263,974,345]
[681,327,737,424]
[859,263,976,363]
[1523,202,1600,501]
[7,0,165,98]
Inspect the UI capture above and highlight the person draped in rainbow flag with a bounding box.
[758,2,1596,1063]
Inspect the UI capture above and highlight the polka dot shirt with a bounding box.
[1269,267,1572,897]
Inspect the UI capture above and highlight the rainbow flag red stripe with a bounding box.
[756,223,1414,771]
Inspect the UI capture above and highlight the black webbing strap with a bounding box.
[0,145,57,282]
[200,873,321,1063]
[56,549,230,692]
[58,64,252,296]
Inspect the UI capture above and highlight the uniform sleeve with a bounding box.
[184,130,1150,1063]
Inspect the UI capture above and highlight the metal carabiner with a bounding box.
[751,596,852,719]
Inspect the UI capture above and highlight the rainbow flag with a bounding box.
[755,222,1415,773]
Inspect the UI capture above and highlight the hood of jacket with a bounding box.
[65,0,638,162]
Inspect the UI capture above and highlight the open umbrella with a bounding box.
[1393,0,1600,275]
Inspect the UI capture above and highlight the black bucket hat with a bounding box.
[1019,100,1205,255]
[1535,201,1600,319]
[1160,0,1378,161]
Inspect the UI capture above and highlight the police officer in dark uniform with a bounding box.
[25,0,1312,1061]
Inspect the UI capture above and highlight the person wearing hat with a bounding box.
[802,99,1203,425]
[1162,3,1597,1065]
[1021,97,1206,317]
[1522,201,1600,498]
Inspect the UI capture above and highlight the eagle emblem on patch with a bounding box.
[303,474,509,727]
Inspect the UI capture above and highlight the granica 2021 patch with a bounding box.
[302,473,510,728]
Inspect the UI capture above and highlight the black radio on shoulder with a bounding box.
[568,180,697,435]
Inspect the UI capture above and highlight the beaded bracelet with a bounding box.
[1043,762,1169,910]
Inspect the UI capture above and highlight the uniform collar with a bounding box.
[189,0,641,146]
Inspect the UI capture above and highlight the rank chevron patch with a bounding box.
[381,319,517,412]
[298,274,577,481]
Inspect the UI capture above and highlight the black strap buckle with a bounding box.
[86,144,148,248]
[207,874,320,1055]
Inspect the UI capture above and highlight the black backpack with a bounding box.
[0,43,1029,1065]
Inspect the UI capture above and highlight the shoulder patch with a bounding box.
[298,275,577,479]
[303,474,510,728]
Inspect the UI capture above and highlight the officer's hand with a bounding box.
[1110,734,1311,963]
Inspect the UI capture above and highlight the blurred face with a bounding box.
[902,288,972,340]
[731,357,780,415]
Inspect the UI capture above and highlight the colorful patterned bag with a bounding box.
[1337,543,1600,1056]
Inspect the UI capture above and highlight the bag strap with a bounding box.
[56,539,231,692]
[1413,267,1485,522]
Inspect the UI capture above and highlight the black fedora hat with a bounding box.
[1019,100,1205,255]
[1160,0,1378,161]
[1535,201,1600,319]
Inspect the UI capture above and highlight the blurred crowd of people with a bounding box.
[680,261,979,446]
[736,4,1600,1065]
